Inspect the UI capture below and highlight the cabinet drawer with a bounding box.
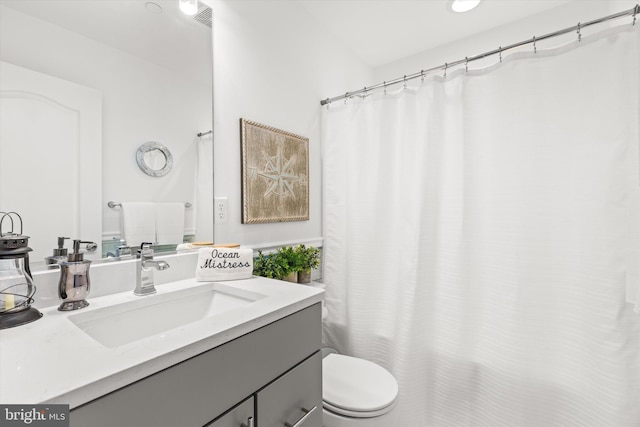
[257,352,322,427]
[205,396,254,427]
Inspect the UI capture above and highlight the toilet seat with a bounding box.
[322,354,398,419]
[323,399,397,418]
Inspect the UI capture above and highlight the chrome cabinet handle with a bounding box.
[241,416,254,427]
[284,406,317,427]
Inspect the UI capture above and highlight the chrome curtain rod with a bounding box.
[108,201,192,208]
[320,4,639,106]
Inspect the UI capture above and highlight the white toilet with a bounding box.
[322,351,399,426]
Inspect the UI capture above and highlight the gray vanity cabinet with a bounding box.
[70,303,322,427]
[206,397,254,427]
[257,352,322,427]
[208,352,322,427]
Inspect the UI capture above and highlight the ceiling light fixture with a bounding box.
[450,0,482,13]
[179,0,198,16]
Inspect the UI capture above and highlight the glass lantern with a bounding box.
[0,212,42,329]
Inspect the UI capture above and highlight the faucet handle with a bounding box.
[138,242,154,258]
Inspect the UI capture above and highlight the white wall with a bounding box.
[0,5,212,243]
[374,0,635,84]
[209,0,635,249]
[6,0,618,252]
[1,0,373,253]
[207,0,372,246]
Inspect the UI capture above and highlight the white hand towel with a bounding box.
[121,202,156,247]
[196,247,254,282]
[156,202,185,245]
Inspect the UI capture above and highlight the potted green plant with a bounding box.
[253,250,287,280]
[253,247,303,282]
[294,244,320,284]
[275,246,304,283]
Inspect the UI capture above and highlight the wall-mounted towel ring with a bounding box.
[136,142,173,177]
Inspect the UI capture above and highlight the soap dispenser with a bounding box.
[58,240,92,311]
[44,236,69,265]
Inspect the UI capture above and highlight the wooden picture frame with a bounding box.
[240,118,309,224]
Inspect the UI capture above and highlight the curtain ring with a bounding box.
[499,46,502,63]
[533,36,537,54]
[362,87,368,99]
[421,70,425,84]
[344,92,349,104]
[403,75,407,90]
[444,63,448,79]
[633,5,637,25]
[465,57,469,72]
[384,82,387,96]
[577,22,582,42]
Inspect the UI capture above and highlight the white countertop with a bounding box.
[0,276,324,409]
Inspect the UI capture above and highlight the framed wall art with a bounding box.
[240,118,309,224]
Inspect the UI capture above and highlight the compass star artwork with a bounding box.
[258,145,300,199]
[241,119,309,224]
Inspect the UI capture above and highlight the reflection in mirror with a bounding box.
[136,142,173,177]
[0,0,213,267]
[144,150,167,171]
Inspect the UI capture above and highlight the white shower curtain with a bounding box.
[322,26,640,426]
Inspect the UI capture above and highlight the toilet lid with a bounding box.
[323,354,398,416]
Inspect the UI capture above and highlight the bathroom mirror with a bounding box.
[136,142,173,177]
[0,0,213,266]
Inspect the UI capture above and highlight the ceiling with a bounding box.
[1,0,582,74]
[297,0,575,68]
[0,0,213,85]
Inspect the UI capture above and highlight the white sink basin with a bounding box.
[68,283,267,348]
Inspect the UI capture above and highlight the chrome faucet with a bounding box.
[134,242,170,296]
[106,245,133,260]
